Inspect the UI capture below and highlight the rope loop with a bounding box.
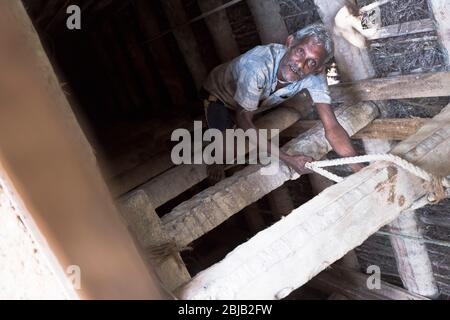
[305,153,449,204]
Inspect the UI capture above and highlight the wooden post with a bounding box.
[176,103,450,299]
[197,0,240,62]
[134,0,187,107]
[246,0,289,44]
[0,0,167,299]
[429,0,450,65]
[119,191,191,292]
[161,0,208,89]
[315,0,439,297]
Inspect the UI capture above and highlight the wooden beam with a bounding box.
[176,103,450,300]
[161,102,379,248]
[161,0,208,89]
[330,71,450,103]
[282,118,429,140]
[0,0,167,299]
[130,106,304,207]
[366,19,435,41]
[134,0,188,107]
[119,191,191,291]
[197,0,240,62]
[309,265,429,300]
[429,0,450,65]
[246,0,288,44]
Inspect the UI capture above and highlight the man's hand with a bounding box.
[350,163,365,173]
[281,153,313,175]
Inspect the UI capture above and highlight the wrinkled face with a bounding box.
[278,35,326,82]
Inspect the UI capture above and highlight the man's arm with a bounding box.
[315,103,363,172]
[234,106,313,174]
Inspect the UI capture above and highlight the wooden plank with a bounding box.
[366,19,435,41]
[309,265,429,300]
[429,0,450,65]
[330,71,450,103]
[161,102,379,248]
[176,103,450,300]
[282,118,429,140]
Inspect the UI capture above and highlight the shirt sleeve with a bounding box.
[233,68,265,112]
[306,73,332,104]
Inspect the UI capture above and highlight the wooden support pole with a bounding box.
[429,0,450,65]
[197,0,240,62]
[314,0,375,81]
[310,265,429,300]
[246,0,289,44]
[0,0,167,299]
[176,103,450,300]
[161,102,379,248]
[119,191,191,292]
[161,0,208,89]
[134,0,187,107]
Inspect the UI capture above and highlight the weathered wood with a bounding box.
[161,0,208,89]
[176,104,450,300]
[246,0,288,44]
[197,0,240,62]
[320,0,439,297]
[388,210,440,298]
[429,0,450,65]
[119,191,191,291]
[135,0,187,107]
[330,71,450,103]
[309,265,429,300]
[282,118,429,140]
[0,0,167,299]
[314,0,375,81]
[134,106,304,207]
[364,139,439,298]
[366,19,435,41]
[161,102,379,248]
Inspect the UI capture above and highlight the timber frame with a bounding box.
[2,0,449,299]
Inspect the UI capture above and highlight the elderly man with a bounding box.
[200,24,362,181]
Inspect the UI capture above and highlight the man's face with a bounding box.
[278,35,326,82]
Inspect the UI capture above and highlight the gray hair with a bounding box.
[291,23,334,64]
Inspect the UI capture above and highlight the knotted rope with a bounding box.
[304,153,450,203]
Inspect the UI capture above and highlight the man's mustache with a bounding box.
[287,63,304,78]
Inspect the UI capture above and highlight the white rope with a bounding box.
[304,153,450,205]
[305,153,450,188]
